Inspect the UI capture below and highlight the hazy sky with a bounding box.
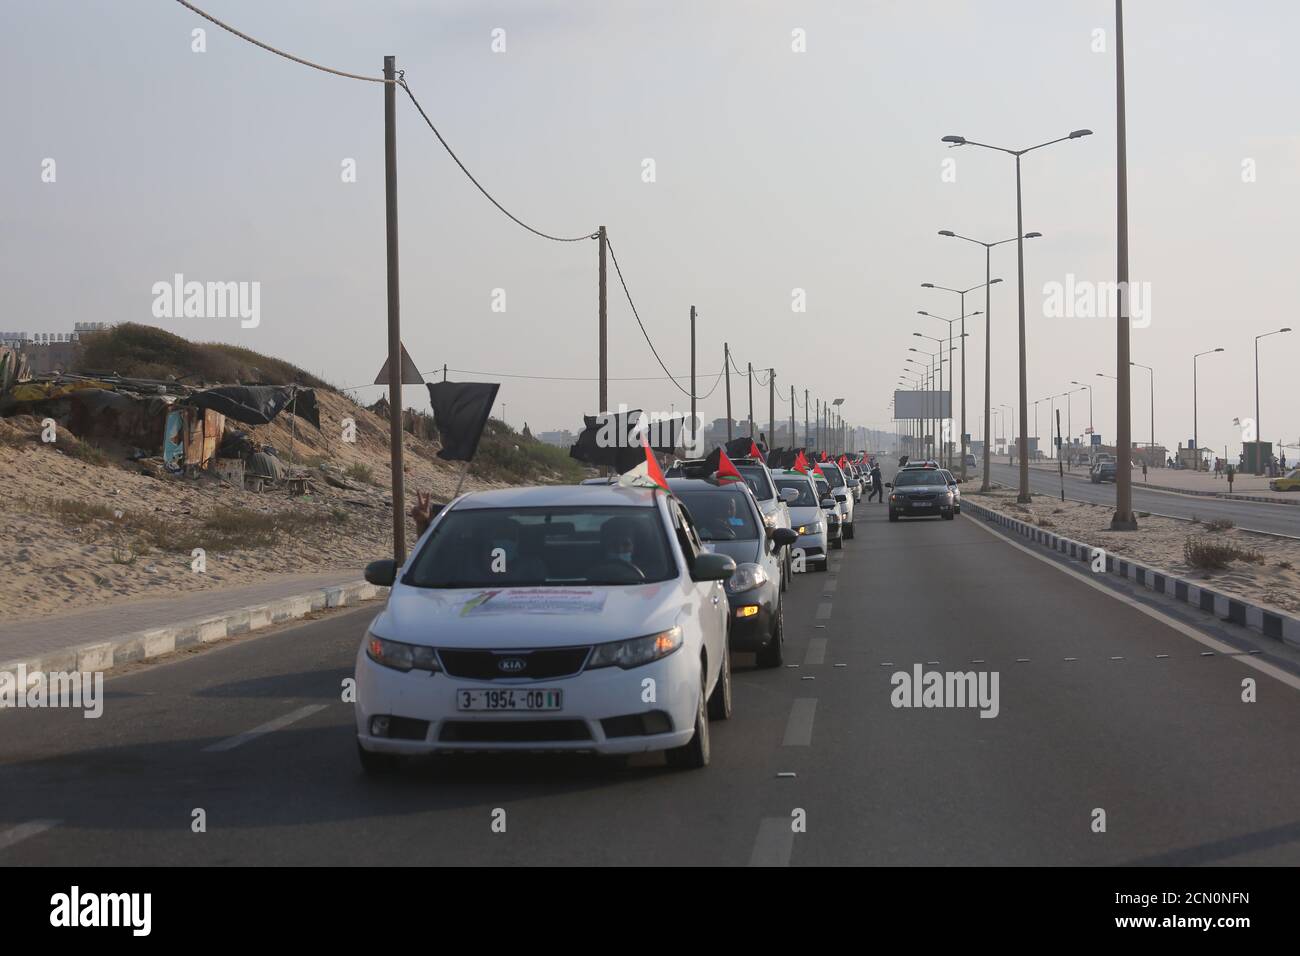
[3,0,1297,459]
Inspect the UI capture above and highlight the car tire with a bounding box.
[756,599,784,669]
[357,740,404,776]
[942,510,955,521]
[844,522,855,540]
[707,639,733,721]
[888,512,899,522]
[814,558,829,573]
[667,669,710,769]
[832,536,843,550]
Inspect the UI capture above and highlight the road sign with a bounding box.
[1090,435,1101,446]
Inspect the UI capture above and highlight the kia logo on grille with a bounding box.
[497,657,527,673]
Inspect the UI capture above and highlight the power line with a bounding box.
[173,0,392,84]
[400,81,596,244]
[604,235,694,398]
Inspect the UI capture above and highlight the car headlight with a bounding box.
[796,521,823,535]
[889,494,898,502]
[727,562,768,594]
[587,626,683,669]
[365,629,440,672]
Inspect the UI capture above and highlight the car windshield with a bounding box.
[404,505,675,588]
[774,478,817,507]
[940,470,956,483]
[820,464,845,488]
[893,470,944,487]
[674,488,760,541]
[736,465,774,501]
[815,479,831,499]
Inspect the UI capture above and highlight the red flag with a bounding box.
[820,451,829,462]
[642,434,670,492]
[715,448,744,484]
[813,462,826,478]
[838,455,848,469]
[793,450,810,474]
[749,439,764,462]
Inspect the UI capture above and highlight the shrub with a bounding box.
[1204,518,1234,532]
[344,462,374,484]
[1183,536,1262,570]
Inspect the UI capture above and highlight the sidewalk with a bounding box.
[1016,459,1297,503]
[0,571,381,675]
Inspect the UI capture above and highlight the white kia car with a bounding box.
[353,484,736,773]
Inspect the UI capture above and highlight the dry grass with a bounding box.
[1183,536,1263,570]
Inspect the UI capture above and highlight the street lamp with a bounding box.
[918,309,980,470]
[1070,380,1094,451]
[1192,348,1224,470]
[1253,328,1291,474]
[1130,361,1154,457]
[921,281,998,478]
[939,231,1041,491]
[941,129,1091,504]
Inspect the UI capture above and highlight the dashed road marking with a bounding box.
[203,704,328,753]
[804,638,827,666]
[815,602,833,621]
[782,698,817,746]
[749,817,795,867]
[0,819,60,853]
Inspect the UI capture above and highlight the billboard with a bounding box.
[893,390,951,419]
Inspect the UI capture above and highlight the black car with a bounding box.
[887,467,956,521]
[669,478,797,667]
[1090,461,1117,483]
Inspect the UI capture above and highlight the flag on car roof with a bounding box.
[620,432,671,492]
[820,451,829,462]
[705,447,745,484]
[749,439,764,462]
[792,450,810,474]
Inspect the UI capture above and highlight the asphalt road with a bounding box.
[3,478,1300,865]
[987,462,1300,537]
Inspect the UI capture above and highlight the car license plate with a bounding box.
[457,689,562,711]
[913,501,932,508]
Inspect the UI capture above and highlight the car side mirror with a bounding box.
[365,559,397,587]
[780,487,800,504]
[691,551,736,582]
[885,482,893,489]
[820,498,836,509]
[771,527,798,548]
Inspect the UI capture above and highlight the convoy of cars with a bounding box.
[354,450,919,775]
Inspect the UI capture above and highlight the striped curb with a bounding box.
[963,499,1300,650]
[0,580,387,680]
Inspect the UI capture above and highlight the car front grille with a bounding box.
[438,720,592,743]
[437,647,592,680]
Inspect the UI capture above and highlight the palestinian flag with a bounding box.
[620,433,670,492]
[706,447,745,484]
[792,450,811,474]
[838,455,849,469]
[813,461,827,478]
[820,451,829,462]
[749,439,765,462]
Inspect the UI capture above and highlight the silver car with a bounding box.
[771,470,829,572]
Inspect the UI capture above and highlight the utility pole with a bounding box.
[804,389,810,448]
[724,343,733,442]
[1111,0,1137,529]
[789,385,795,448]
[598,225,608,413]
[815,398,820,451]
[747,362,754,438]
[689,305,696,438]
[383,55,406,564]
[768,369,775,452]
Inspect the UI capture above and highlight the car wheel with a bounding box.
[667,668,710,769]
[814,558,829,573]
[756,600,784,669]
[888,512,899,522]
[707,639,733,721]
[832,536,843,550]
[942,510,955,521]
[357,740,404,776]
[844,522,855,540]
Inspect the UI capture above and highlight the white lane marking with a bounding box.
[0,819,60,853]
[782,698,817,746]
[803,638,827,666]
[967,514,1300,692]
[203,704,328,753]
[749,817,795,867]
[823,578,839,593]
[816,602,833,621]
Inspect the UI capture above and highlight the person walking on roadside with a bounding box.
[1142,460,1148,481]
[868,463,884,502]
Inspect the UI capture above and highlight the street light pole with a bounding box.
[1192,348,1223,469]
[1111,0,1136,529]
[1254,328,1292,473]
[1131,361,1154,458]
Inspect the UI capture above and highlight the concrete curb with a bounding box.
[1021,464,1299,505]
[0,580,387,679]
[963,499,1300,651]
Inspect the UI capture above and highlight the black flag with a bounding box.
[426,381,499,462]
